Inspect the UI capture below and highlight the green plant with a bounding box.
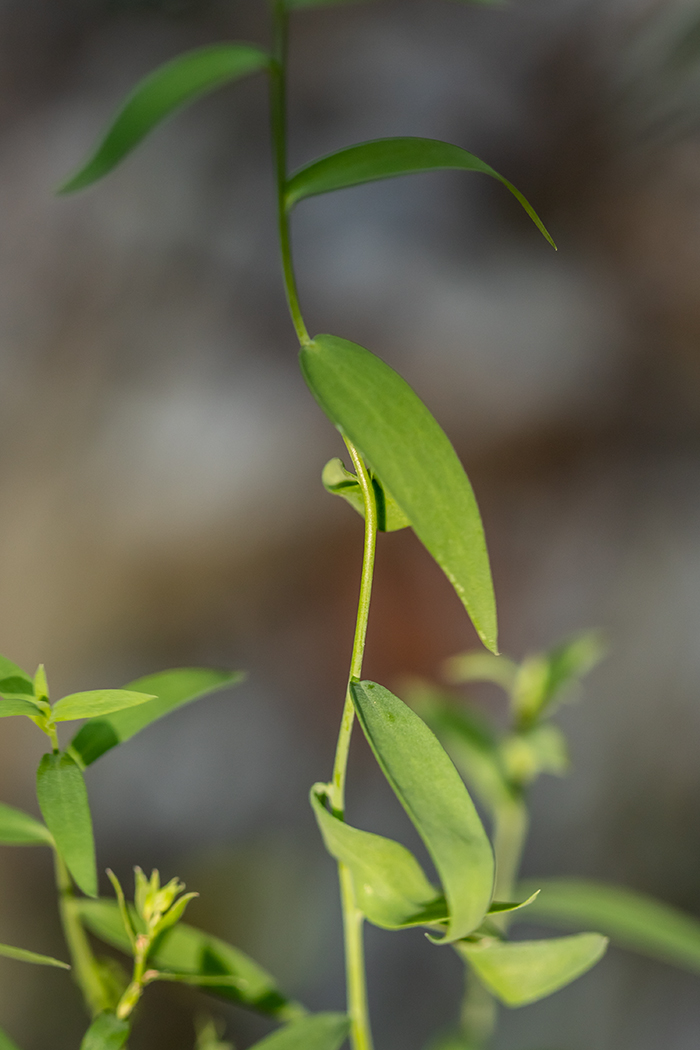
[3,2,700,1049]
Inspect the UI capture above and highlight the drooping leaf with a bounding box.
[0,802,53,847]
[0,1026,21,1050]
[69,668,243,767]
[301,336,497,651]
[286,137,555,248]
[59,44,270,193]
[0,943,69,969]
[322,458,410,532]
[77,900,301,1018]
[310,784,442,929]
[519,878,700,975]
[0,698,44,719]
[457,933,607,1006]
[249,1014,350,1050]
[79,1014,130,1050]
[51,689,156,723]
[0,655,34,694]
[36,752,97,897]
[351,681,494,941]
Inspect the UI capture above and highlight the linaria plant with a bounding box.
[3,1,700,1049]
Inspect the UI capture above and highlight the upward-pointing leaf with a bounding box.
[351,680,494,942]
[58,43,270,193]
[301,335,497,650]
[0,802,53,846]
[249,1014,350,1050]
[285,137,555,248]
[36,752,97,897]
[69,668,242,766]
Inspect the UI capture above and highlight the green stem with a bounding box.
[54,852,110,1018]
[270,0,310,345]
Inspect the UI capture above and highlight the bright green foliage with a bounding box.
[0,1027,20,1050]
[69,668,242,767]
[51,689,156,722]
[79,1013,130,1050]
[311,783,442,929]
[58,44,270,193]
[0,698,44,718]
[285,137,555,248]
[249,1014,350,1050]
[77,899,300,1017]
[0,803,53,846]
[301,336,497,651]
[351,680,494,941]
[0,943,69,969]
[36,752,97,897]
[322,457,409,532]
[0,655,34,694]
[444,651,518,691]
[499,723,569,787]
[520,878,700,975]
[457,933,608,1007]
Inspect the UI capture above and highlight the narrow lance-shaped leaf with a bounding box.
[311,784,443,929]
[36,752,97,897]
[69,668,243,767]
[77,899,303,1019]
[286,137,555,248]
[0,802,53,846]
[301,335,497,651]
[51,689,156,722]
[0,943,69,968]
[519,878,700,975]
[351,680,494,941]
[457,933,607,1007]
[79,1014,130,1050]
[248,1014,350,1050]
[59,43,271,193]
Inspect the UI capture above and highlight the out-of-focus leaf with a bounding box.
[77,900,301,1018]
[0,656,34,694]
[457,933,607,1006]
[0,677,36,700]
[286,138,555,248]
[52,689,156,722]
[499,725,569,787]
[79,1014,130,1050]
[0,803,53,846]
[59,44,270,193]
[519,878,700,974]
[321,458,410,532]
[351,680,494,941]
[249,1014,350,1050]
[36,752,97,897]
[512,631,605,724]
[487,892,540,916]
[0,698,43,718]
[0,1026,21,1050]
[69,668,243,767]
[443,652,518,691]
[301,336,497,651]
[310,784,442,929]
[0,943,69,968]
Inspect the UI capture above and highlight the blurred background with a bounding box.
[1,0,700,1045]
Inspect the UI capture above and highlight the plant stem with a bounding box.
[270,0,310,345]
[54,852,110,1018]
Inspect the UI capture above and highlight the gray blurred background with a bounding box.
[1,0,700,1046]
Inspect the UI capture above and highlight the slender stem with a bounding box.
[270,0,310,345]
[54,852,110,1018]
[339,864,373,1050]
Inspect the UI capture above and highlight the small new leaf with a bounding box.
[0,942,69,969]
[322,457,410,531]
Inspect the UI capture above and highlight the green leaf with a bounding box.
[0,943,69,968]
[59,44,270,193]
[512,630,606,724]
[443,652,518,691]
[351,680,494,941]
[457,933,608,1006]
[0,698,44,718]
[487,891,540,916]
[0,1026,21,1050]
[77,899,300,1017]
[0,655,34,694]
[310,783,443,929]
[519,878,700,975]
[51,689,156,723]
[249,1014,350,1050]
[36,752,97,897]
[300,336,497,651]
[69,668,243,766]
[322,457,410,532]
[0,677,36,700]
[499,724,569,787]
[79,1014,130,1050]
[0,802,53,846]
[286,137,555,248]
